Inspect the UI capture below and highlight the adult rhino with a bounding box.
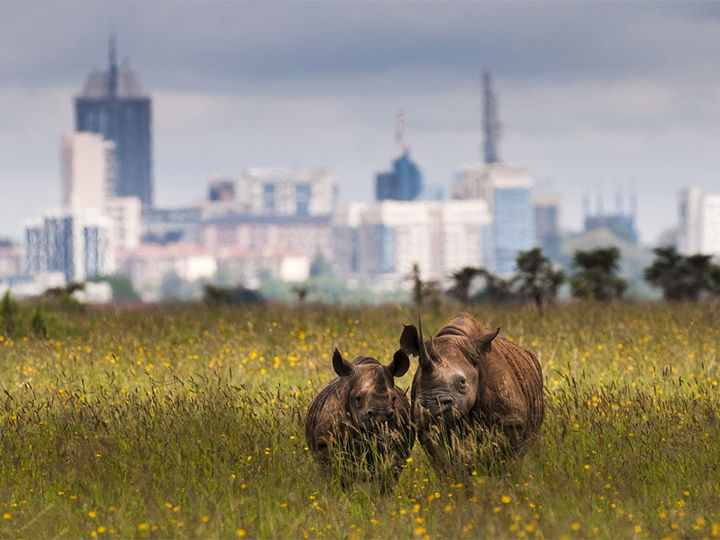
[400,313,544,473]
[305,348,415,489]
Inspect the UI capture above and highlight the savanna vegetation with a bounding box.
[1,299,720,539]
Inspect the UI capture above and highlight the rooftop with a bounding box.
[77,36,148,100]
[78,68,148,100]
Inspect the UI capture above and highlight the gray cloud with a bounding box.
[2,1,720,243]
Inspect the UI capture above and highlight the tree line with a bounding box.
[412,245,720,313]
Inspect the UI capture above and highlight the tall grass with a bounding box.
[0,301,719,538]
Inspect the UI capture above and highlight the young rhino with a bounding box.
[401,313,544,473]
[305,348,415,488]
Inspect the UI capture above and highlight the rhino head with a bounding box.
[332,348,410,433]
[401,316,500,426]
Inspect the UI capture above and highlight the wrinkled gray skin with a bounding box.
[401,313,544,472]
[305,348,415,487]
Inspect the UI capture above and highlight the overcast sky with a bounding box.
[2,1,720,244]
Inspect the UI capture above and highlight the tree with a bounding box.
[474,271,519,304]
[292,284,311,303]
[409,263,441,307]
[685,254,716,299]
[570,246,627,301]
[309,254,333,278]
[447,266,483,304]
[0,291,20,337]
[160,272,187,300]
[709,265,720,296]
[515,248,565,314]
[87,275,141,303]
[644,247,717,301]
[203,284,264,307]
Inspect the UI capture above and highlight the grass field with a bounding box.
[1,301,719,539]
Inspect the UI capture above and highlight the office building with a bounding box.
[0,245,22,278]
[333,200,492,288]
[678,188,720,257]
[62,132,116,210]
[201,214,333,263]
[205,168,336,219]
[533,192,562,258]
[452,164,535,275]
[106,196,142,250]
[583,192,638,244]
[75,37,153,206]
[375,150,423,201]
[24,208,114,282]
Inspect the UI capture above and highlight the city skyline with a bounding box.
[3,2,720,243]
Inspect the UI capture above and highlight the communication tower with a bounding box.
[482,70,501,164]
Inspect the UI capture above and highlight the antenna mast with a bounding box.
[108,33,118,96]
[395,107,405,148]
[482,70,501,164]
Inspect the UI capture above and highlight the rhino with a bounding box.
[305,348,415,488]
[400,313,544,473]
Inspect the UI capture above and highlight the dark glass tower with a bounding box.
[75,37,153,206]
[375,150,423,201]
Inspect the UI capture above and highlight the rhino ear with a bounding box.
[388,349,410,378]
[400,325,421,357]
[332,348,354,377]
[476,327,500,354]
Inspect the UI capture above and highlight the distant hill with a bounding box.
[554,228,661,300]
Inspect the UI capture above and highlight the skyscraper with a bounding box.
[62,131,116,210]
[452,164,536,275]
[75,37,153,206]
[678,188,720,257]
[532,192,562,258]
[24,208,115,282]
[375,109,423,202]
[375,150,423,201]
[493,174,535,275]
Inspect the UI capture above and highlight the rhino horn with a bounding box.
[476,327,501,354]
[417,314,436,371]
[332,348,354,377]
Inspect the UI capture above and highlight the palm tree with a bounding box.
[570,246,627,301]
[644,247,716,301]
[515,248,565,314]
[447,266,483,304]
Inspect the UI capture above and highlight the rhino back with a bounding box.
[436,312,487,340]
[305,377,349,457]
[476,332,544,437]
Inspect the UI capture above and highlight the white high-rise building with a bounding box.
[62,132,116,210]
[678,189,720,257]
[105,196,142,251]
[701,194,720,256]
[24,208,115,282]
[452,163,535,274]
[333,200,492,288]
[205,168,336,218]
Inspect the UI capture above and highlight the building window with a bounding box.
[379,225,395,273]
[263,184,275,213]
[296,183,311,216]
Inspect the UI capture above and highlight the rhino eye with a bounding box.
[455,376,468,393]
[355,394,363,407]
